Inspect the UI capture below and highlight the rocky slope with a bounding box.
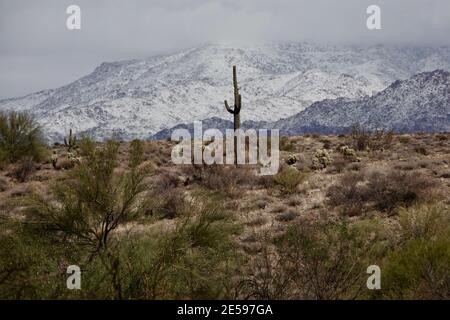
[275,69,450,134]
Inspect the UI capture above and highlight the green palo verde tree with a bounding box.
[0,111,48,163]
[25,137,152,259]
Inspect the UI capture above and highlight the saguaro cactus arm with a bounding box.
[224,100,235,113]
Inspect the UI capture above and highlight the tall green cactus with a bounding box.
[224,65,242,164]
[224,65,242,131]
[64,128,77,152]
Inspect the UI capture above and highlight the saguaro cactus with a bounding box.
[224,65,242,164]
[224,65,242,131]
[64,128,77,152]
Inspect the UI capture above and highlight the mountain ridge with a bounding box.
[1,42,450,141]
[151,70,450,139]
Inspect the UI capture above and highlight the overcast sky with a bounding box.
[1,0,450,99]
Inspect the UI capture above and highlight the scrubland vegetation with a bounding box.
[0,112,449,299]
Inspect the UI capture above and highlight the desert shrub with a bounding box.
[129,139,143,161]
[417,160,432,168]
[414,145,428,155]
[319,138,332,150]
[349,124,393,151]
[371,129,394,150]
[379,203,450,299]
[397,202,450,243]
[275,219,382,299]
[1,191,242,299]
[79,192,241,299]
[287,195,302,207]
[55,157,75,170]
[393,161,417,171]
[326,157,349,174]
[327,169,436,215]
[152,169,181,194]
[276,209,298,222]
[350,124,372,151]
[254,198,269,209]
[271,204,288,213]
[280,136,296,152]
[398,136,410,144]
[25,137,151,256]
[185,164,255,197]
[365,169,435,212]
[381,234,450,299]
[3,138,244,300]
[150,188,186,219]
[274,167,307,194]
[0,111,48,163]
[147,168,188,219]
[256,174,276,189]
[7,157,36,182]
[238,245,291,300]
[347,162,362,171]
[327,171,366,216]
[0,235,52,298]
[0,220,83,299]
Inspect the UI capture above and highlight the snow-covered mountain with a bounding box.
[152,70,450,138]
[1,43,450,141]
[275,69,450,134]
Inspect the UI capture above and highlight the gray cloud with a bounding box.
[1,0,450,98]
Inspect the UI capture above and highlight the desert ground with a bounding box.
[1,130,449,299]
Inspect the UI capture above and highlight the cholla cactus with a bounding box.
[312,149,333,170]
[286,154,299,165]
[67,152,82,165]
[339,145,357,159]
